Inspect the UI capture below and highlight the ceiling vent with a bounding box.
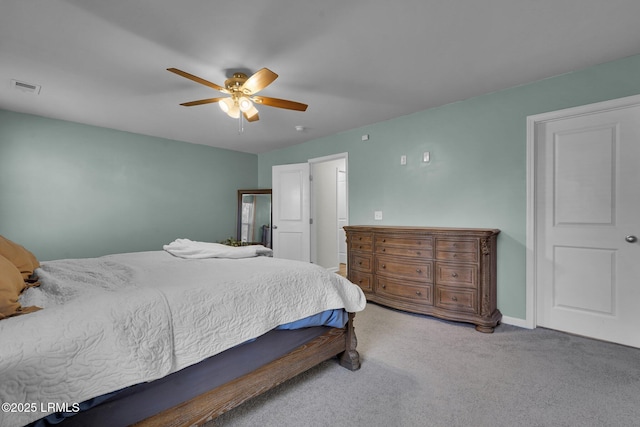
[11,79,41,95]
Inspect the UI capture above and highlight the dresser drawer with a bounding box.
[436,251,477,262]
[375,277,432,305]
[375,235,432,248]
[349,232,373,252]
[436,239,478,253]
[435,263,478,289]
[350,253,373,272]
[375,256,432,282]
[436,239,478,262]
[376,245,433,259]
[349,271,373,292]
[435,286,478,314]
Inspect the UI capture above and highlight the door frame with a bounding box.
[525,93,640,330]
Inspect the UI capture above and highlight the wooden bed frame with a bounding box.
[132,313,360,427]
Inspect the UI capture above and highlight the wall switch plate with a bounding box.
[400,155,407,165]
[374,211,383,220]
[361,134,369,141]
[423,151,430,163]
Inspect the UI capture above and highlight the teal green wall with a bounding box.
[0,111,257,260]
[258,54,640,320]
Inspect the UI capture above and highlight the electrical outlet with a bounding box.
[400,155,407,165]
[374,211,383,220]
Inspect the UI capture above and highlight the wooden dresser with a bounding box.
[344,226,501,332]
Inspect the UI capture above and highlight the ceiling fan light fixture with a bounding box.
[238,96,253,112]
[218,97,232,113]
[219,98,240,118]
[227,105,240,119]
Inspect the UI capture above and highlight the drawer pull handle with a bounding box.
[359,245,363,249]
[382,239,386,242]
[416,269,422,273]
[416,251,421,255]
[358,261,362,265]
[416,291,422,296]
[382,248,386,252]
[381,264,386,269]
[451,272,458,278]
[451,296,458,302]
[381,284,386,289]
[358,279,363,283]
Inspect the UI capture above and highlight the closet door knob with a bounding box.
[625,235,637,243]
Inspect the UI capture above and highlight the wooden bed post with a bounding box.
[338,312,360,371]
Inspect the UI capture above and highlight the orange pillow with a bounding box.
[0,235,40,281]
[0,255,40,320]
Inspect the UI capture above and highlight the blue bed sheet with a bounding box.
[276,308,348,330]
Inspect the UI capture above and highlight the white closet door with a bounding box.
[536,102,640,348]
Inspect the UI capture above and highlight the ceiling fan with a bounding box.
[167,67,308,123]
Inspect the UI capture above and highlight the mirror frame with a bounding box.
[237,189,272,247]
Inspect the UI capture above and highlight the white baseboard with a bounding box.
[500,315,532,329]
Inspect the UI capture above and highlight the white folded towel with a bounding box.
[163,238,273,259]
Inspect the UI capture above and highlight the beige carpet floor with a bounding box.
[208,303,640,427]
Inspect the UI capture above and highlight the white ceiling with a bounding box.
[2,1,640,154]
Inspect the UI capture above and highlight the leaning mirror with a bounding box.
[237,189,272,248]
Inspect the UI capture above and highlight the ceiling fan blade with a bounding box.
[244,111,260,122]
[241,68,278,94]
[167,68,228,93]
[252,96,308,112]
[179,97,226,107]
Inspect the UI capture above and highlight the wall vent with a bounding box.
[11,79,41,95]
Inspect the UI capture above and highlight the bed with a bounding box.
[0,237,366,427]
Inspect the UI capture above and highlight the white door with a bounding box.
[272,163,310,262]
[535,101,640,348]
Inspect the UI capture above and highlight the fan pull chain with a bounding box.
[238,114,244,134]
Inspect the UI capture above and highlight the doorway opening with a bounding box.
[310,153,348,272]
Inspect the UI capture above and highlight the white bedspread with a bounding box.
[0,251,365,427]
